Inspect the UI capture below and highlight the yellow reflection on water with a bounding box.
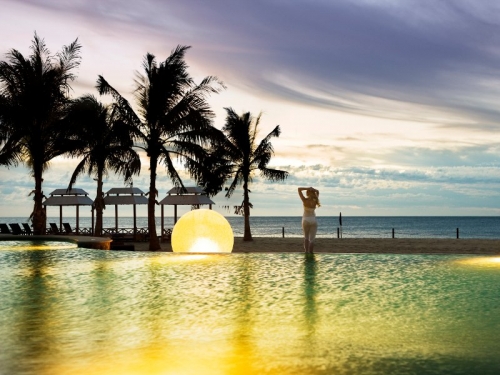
[0,241,77,251]
[454,256,500,268]
[49,345,269,375]
[149,254,212,265]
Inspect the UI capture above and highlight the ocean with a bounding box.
[2,216,499,239]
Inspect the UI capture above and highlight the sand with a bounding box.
[131,237,500,254]
[1,233,497,254]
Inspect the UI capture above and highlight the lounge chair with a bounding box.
[63,223,74,234]
[9,223,26,235]
[49,223,61,234]
[162,228,172,243]
[0,223,11,234]
[22,223,33,235]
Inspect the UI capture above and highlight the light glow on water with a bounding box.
[454,256,500,268]
[152,254,211,264]
[0,240,77,251]
[1,249,500,374]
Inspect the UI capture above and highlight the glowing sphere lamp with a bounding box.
[171,209,234,253]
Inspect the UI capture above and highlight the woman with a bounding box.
[298,187,320,253]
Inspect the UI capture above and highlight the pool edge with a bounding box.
[0,234,112,250]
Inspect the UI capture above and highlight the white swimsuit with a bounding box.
[302,206,318,242]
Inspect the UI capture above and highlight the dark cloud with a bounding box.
[12,0,500,129]
[169,0,500,128]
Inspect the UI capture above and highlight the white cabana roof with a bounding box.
[43,189,93,206]
[103,187,148,205]
[159,186,214,206]
[159,186,215,227]
[106,187,145,195]
[159,194,214,206]
[166,187,204,195]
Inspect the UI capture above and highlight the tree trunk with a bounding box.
[94,170,104,237]
[148,155,161,250]
[32,166,46,235]
[243,179,253,241]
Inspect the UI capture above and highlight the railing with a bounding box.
[102,227,149,235]
[46,227,93,235]
[162,228,172,242]
[100,227,148,242]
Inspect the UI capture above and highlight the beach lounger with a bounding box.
[22,223,33,235]
[63,223,74,234]
[162,228,172,243]
[49,223,61,234]
[9,223,26,235]
[0,223,12,234]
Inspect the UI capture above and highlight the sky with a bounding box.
[1,0,500,218]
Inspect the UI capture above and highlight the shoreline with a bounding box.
[132,237,500,254]
[1,234,499,254]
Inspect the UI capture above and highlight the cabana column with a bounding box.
[161,205,164,239]
[76,206,80,234]
[91,207,95,236]
[103,188,148,241]
[115,205,118,231]
[133,204,137,238]
[158,187,215,242]
[42,189,93,235]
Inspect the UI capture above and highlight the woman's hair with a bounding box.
[307,189,321,207]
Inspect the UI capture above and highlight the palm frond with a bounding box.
[225,168,244,198]
[259,167,289,182]
[97,75,139,118]
[161,151,185,188]
[253,125,281,158]
[57,37,81,85]
[67,157,90,191]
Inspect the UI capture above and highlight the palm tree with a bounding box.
[65,95,141,236]
[97,45,224,250]
[0,33,81,234]
[211,108,288,241]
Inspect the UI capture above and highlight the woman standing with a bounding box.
[298,187,320,253]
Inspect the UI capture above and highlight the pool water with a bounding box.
[1,243,500,375]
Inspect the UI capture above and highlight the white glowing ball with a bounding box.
[171,209,234,253]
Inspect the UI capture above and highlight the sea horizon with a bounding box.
[2,215,499,239]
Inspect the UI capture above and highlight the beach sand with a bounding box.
[130,237,500,254]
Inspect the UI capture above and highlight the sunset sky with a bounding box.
[1,0,500,218]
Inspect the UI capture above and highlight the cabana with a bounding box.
[42,189,94,234]
[103,187,148,240]
[158,187,215,241]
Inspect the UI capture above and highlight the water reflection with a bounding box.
[303,253,318,334]
[11,251,57,374]
[2,251,500,374]
[228,254,257,374]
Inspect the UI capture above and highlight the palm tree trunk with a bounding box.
[32,166,46,235]
[148,155,161,250]
[94,169,104,237]
[243,179,253,241]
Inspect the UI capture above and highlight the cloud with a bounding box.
[2,0,500,216]
[150,0,500,128]
[6,0,500,129]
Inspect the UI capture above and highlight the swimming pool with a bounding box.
[1,242,499,374]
